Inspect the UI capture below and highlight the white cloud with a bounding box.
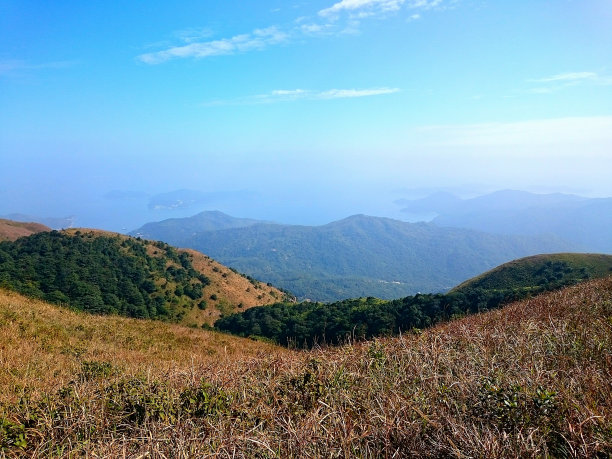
[265,87,400,101]
[319,0,443,17]
[409,0,443,8]
[531,72,598,83]
[271,89,308,96]
[204,87,400,105]
[138,0,448,64]
[320,0,406,17]
[299,23,336,36]
[138,27,288,64]
[526,71,612,94]
[317,87,400,98]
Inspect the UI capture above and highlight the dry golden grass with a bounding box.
[0,219,49,242]
[0,289,288,407]
[60,228,289,326]
[183,248,289,325]
[1,277,611,457]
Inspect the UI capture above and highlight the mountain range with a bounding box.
[132,211,577,301]
[397,190,612,253]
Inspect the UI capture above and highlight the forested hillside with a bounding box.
[0,230,287,325]
[133,212,576,301]
[216,253,612,347]
[133,210,266,242]
[452,253,612,293]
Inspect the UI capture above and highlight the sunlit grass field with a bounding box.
[1,277,611,457]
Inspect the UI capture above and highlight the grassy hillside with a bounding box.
[1,214,73,231]
[0,229,287,326]
[0,219,49,242]
[452,253,612,293]
[133,212,576,301]
[1,279,611,456]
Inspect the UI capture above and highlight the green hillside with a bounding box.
[0,230,287,325]
[133,210,265,242]
[133,212,577,301]
[451,253,612,293]
[215,253,612,347]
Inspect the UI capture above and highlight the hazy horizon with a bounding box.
[2,1,611,231]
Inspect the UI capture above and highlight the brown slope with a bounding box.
[61,228,291,326]
[0,218,50,241]
[182,248,291,325]
[1,278,611,456]
[0,288,290,406]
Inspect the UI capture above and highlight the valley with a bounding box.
[132,210,579,301]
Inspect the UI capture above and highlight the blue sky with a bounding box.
[1,0,611,230]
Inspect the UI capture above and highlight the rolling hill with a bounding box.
[1,276,610,456]
[451,252,612,293]
[0,218,50,241]
[0,229,288,326]
[133,210,266,242]
[1,213,74,230]
[215,252,612,347]
[132,212,577,301]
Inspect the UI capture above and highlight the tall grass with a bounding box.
[1,277,611,457]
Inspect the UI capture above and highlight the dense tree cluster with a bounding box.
[215,276,587,348]
[0,231,209,319]
[462,259,592,292]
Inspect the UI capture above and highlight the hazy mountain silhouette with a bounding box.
[397,190,612,253]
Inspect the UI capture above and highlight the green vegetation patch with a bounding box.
[452,253,612,293]
[216,254,612,348]
[216,293,471,348]
[0,231,210,320]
